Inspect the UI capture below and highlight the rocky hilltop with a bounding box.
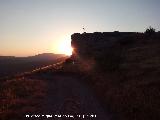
[71,31,160,70]
[70,31,160,120]
[71,32,136,59]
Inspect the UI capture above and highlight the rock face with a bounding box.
[71,32,136,58]
[71,32,138,70]
[71,31,160,120]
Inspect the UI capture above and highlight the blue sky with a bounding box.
[0,0,160,56]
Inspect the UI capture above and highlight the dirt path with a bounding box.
[29,73,110,120]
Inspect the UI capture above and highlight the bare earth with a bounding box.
[30,73,110,120]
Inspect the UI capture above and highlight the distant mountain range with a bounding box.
[0,53,67,77]
[27,53,66,61]
[0,53,66,61]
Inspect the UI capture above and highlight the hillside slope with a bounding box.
[0,62,111,120]
[70,32,160,120]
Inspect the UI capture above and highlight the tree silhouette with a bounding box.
[145,26,156,35]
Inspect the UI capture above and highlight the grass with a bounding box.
[0,78,46,120]
[89,39,160,120]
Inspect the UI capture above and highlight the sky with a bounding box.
[0,0,160,56]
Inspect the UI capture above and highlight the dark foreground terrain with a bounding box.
[1,31,160,120]
[0,61,111,120]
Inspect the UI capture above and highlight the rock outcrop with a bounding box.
[71,32,139,70]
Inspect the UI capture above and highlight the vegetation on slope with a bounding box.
[0,78,46,120]
[68,30,160,120]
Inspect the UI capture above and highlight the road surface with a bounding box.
[29,73,110,120]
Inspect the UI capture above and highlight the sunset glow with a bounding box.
[58,43,73,56]
[52,36,73,56]
[0,0,160,57]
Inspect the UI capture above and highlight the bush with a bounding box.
[145,26,156,36]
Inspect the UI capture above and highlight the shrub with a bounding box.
[145,26,156,36]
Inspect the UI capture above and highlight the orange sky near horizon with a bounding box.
[0,0,160,57]
[0,34,73,57]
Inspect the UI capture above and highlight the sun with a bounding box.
[52,37,73,56]
[59,43,73,56]
[52,35,73,56]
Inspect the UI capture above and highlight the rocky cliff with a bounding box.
[71,32,141,71]
[70,31,160,120]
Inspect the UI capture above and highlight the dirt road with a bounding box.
[32,73,110,120]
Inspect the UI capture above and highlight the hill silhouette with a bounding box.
[68,31,160,120]
[0,53,66,78]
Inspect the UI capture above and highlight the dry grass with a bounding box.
[0,78,46,120]
[86,40,160,120]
